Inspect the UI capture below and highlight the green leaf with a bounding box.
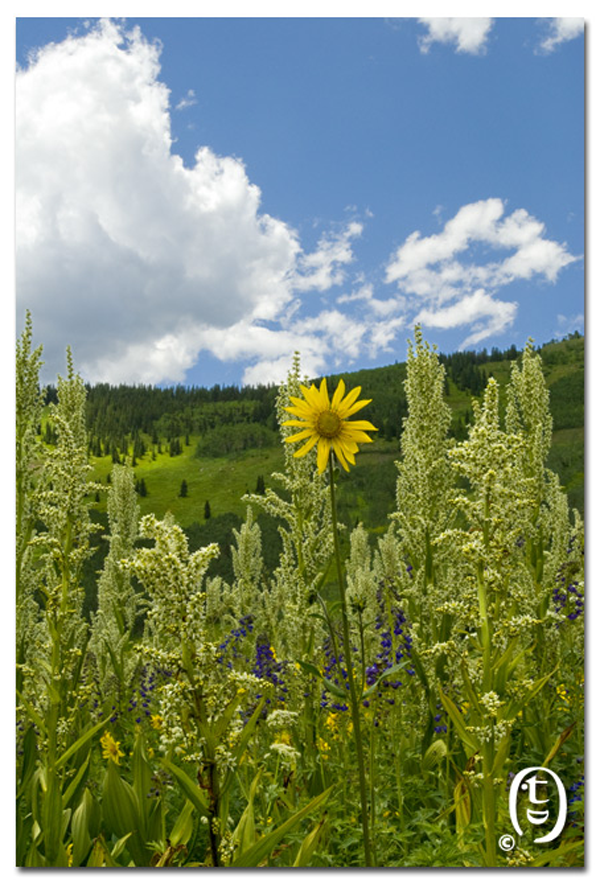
[169,799,195,848]
[231,772,260,860]
[293,817,328,867]
[491,731,512,778]
[296,660,322,680]
[453,778,471,836]
[16,689,47,737]
[530,838,584,867]
[111,832,133,861]
[221,698,267,796]
[322,677,347,699]
[101,761,139,839]
[232,697,266,766]
[422,738,448,772]
[439,689,480,754]
[542,722,576,768]
[55,716,110,770]
[104,638,124,684]
[17,726,38,799]
[503,667,557,721]
[71,788,94,868]
[131,731,152,835]
[213,691,242,740]
[230,785,334,868]
[160,758,209,816]
[62,751,91,808]
[41,768,63,865]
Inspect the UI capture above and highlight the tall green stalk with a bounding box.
[327,451,372,867]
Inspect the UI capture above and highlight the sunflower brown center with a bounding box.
[317,410,342,438]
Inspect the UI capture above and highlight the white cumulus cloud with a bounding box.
[17,19,392,387]
[385,198,579,348]
[16,20,303,383]
[417,18,493,55]
[293,222,363,292]
[537,18,584,54]
[415,290,518,349]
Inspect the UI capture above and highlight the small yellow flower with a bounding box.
[282,378,377,473]
[317,736,330,759]
[325,713,338,731]
[100,730,125,765]
[150,714,163,730]
[66,843,73,867]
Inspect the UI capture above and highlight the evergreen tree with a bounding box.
[179,479,188,498]
[139,478,148,497]
[204,500,211,520]
[255,474,266,495]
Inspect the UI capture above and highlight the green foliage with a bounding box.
[195,421,278,457]
[16,321,584,868]
[548,369,584,430]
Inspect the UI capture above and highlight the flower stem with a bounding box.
[327,451,373,867]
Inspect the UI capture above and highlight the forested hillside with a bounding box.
[57,332,584,604]
[56,332,583,517]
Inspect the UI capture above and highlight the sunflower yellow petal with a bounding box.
[343,430,375,444]
[317,437,331,473]
[285,428,316,444]
[331,379,346,410]
[318,378,331,409]
[282,418,312,427]
[337,385,362,414]
[286,396,314,413]
[332,438,350,471]
[300,384,321,409]
[345,419,378,432]
[337,438,356,466]
[339,398,372,418]
[292,434,319,458]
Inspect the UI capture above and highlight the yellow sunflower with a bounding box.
[282,378,377,473]
[100,730,125,765]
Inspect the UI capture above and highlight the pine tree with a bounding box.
[204,500,211,520]
[179,479,188,498]
[139,478,148,497]
[255,474,266,495]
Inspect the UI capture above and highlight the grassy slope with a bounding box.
[89,439,284,524]
[86,335,584,531]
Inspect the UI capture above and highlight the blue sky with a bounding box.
[15,16,584,388]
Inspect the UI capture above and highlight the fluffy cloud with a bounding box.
[293,222,363,292]
[16,20,386,386]
[537,18,584,54]
[385,198,578,348]
[417,18,493,55]
[17,20,304,382]
[415,290,518,349]
[337,283,405,318]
